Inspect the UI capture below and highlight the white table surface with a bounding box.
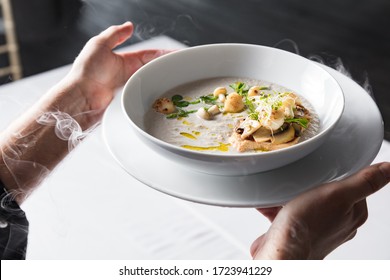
[0,36,389,260]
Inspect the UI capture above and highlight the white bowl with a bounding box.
[121,44,344,176]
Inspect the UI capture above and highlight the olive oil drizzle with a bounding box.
[180,132,197,140]
[181,143,230,152]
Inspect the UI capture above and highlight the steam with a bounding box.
[308,55,373,98]
[273,39,301,56]
[37,111,100,152]
[361,72,374,98]
[1,150,50,203]
[134,14,201,45]
[1,133,50,203]
[0,106,99,203]
[134,16,176,40]
[309,55,353,79]
[78,0,200,46]
[273,39,373,98]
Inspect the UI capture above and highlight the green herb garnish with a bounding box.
[259,86,270,90]
[271,100,283,111]
[199,94,217,105]
[285,118,309,129]
[171,95,183,103]
[230,82,259,119]
[171,95,189,107]
[229,82,248,96]
[248,112,259,120]
[245,97,259,120]
[166,109,197,119]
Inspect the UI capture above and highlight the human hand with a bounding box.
[50,21,169,125]
[0,22,168,201]
[250,162,390,259]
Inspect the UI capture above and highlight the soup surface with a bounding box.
[145,77,319,154]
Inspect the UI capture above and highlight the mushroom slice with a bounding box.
[252,127,272,143]
[196,107,211,120]
[271,125,295,144]
[207,105,221,116]
[240,119,261,139]
[248,86,261,97]
[213,87,227,97]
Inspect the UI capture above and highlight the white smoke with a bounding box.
[37,111,100,152]
[274,39,373,98]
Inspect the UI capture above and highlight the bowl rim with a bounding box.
[121,43,345,159]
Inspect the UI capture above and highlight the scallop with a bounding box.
[224,92,245,113]
[152,98,176,114]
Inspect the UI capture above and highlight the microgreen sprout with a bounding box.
[166,109,197,119]
[285,118,309,129]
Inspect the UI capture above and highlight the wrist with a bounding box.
[254,235,310,260]
[43,77,107,130]
[0,78,98,203]
[254,217,311,260]
[276,223,311,260]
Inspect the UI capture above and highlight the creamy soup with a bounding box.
[145,77,319,154]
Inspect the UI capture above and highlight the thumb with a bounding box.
[250,234,267,258]
[97,21,134,50]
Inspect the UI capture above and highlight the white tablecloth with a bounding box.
[0,36,389,260]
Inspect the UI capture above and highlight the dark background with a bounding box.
[1,0,389,139]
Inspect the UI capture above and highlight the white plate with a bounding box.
[102,64,383,207]
[121,44,344,175]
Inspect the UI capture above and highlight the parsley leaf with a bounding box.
[166,109,197,119]
[199,94,217,105]
[285,118,309,129]
[229,82,248,96]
